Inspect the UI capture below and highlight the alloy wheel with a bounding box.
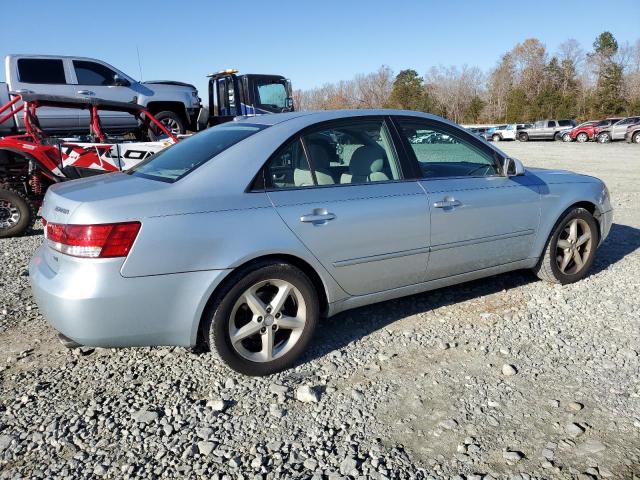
[228,279,306,362]
[160,118,181,135]
[563,133,572,142]
[634,133,640,144]
[555,218,593,275]
[577,133,588,143]
[0,200,20,230]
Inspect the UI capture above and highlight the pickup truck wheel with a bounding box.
[153,111,185,135]
[518,132,529,142]
[597,132,611,144]
[576,132,588,143]
[492,134,501,142]
[0,187,35,238]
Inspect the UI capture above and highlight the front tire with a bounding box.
[533,207,599,285]
[0,187,35,238]
[202,260,319,376]
[153,111,185,135]
[633,132,640,144]
[492,134,501,142]
[562,133,573,142]
[597,132,611,144]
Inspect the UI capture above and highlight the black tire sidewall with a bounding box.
[547,209,599,284]
[205,262,319,376]
[0,188,34,238]
[519,133,528,142]
[153,111,185,135]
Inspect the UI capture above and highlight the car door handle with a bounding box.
[77,90,95,95]
[433,198,462,209]
[300,208,336,225]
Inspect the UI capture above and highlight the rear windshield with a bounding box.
[130,123,266,182]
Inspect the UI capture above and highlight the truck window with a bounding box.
[534,121,544,129]
[74,61,118,86]
[558,120,572,127]
[256,81,287,109]
[17,59,66,84]
[547,121,557,128]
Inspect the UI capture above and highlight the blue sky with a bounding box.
[1,0,639,97]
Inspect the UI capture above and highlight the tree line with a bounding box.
[293,32,640,124]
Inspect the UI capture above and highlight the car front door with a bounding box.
[613,117,639,140]
[10,57,79,131]
[266,118,430,296]
[71,59,138,130]
[394,118,540,280]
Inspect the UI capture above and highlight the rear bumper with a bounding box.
[29,245,230,347]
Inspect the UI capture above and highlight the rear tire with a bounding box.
[201,260,319,376]
[152,111,185,135]
[518,132,529,142]
[533,207,598,285]
[554,132,562,141]
[576,132,589,143]
[0,187,35,238]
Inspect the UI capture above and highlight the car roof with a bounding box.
[232,109,455,128]
[13,93,146,113]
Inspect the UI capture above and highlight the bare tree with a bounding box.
[425,65,484,123]
[354,65,394,108]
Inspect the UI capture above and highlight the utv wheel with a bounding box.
[202,260,319,376]
[576,132,589,143]
[0,188,35,238]
[153,111,185,135]
[633,132,640,144]
[533,207,598,285]
[597,132,611,143]
[518,132,529,142]
[492,134,501,142]
[562,133,572,142]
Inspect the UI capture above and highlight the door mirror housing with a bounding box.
[113,75,131,87]
[503,157,525,176]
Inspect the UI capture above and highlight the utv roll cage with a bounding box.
[0,93,178,144]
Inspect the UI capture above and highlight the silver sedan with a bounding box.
[29,110,613,375]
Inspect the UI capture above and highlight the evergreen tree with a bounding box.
[589,32,626,115]
[387,69,432,111]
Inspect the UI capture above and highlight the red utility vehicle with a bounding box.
[0,93,178,238]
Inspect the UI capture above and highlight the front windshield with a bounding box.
[256,80,288,110]
[130,123,266,182]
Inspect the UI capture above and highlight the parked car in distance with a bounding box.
[489,124,517,141]
[596,116,640,143]
[30,109,613,375]
[592,117,622,137]
[563,120,598,142]
[518,119,577,141]
[624,122,640,144]
[0,55,201,135]
[0,93,178,238]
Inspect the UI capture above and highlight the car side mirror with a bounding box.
[503,157,525,176]
[113,75,131,87]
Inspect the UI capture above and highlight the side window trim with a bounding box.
[257,116,416,192]
[390,115,505,180]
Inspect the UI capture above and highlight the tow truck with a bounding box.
[205,69,294,126]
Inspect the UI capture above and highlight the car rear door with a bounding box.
[9,57,79,130]
[266,117,430,296]
[70,59,138,130]
[530,121,545,139]
[394,117,540,280]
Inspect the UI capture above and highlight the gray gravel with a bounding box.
[1,141,639,479]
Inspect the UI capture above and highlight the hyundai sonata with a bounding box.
[30,110,613,375]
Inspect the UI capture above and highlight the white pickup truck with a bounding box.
[0,55,200,135]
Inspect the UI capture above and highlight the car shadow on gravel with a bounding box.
[304,222,639,365]
[590,223,640,275]
[304,270,535,364]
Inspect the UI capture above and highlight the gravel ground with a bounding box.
[1,141,639,479]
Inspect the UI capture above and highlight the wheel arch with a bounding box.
[194,253,332,346]
[533,199,602,261]
[145,101,188,121]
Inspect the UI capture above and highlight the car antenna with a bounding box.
[136,45,143,81]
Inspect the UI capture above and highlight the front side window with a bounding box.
[534,121,544,128]
[256,81,287,110]
[74,61,118,86]
[17,58,66,84]
[398,120,500,178]
[130,123,266,182]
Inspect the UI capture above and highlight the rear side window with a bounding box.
[17,59,66,84]
[547,121,557,128]
[558,120,573,127]
[74,60,117,86]
[130,123,266,182]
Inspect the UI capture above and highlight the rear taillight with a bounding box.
[44,221,141,258]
